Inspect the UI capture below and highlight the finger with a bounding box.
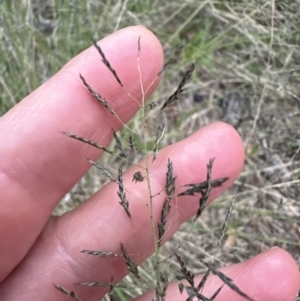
[0,122,244,300]
[138,247,300,301]
[0,26,163,280]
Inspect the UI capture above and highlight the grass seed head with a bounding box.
[120,243,139,278]
[80,74,117,116]
[92,40,123,87]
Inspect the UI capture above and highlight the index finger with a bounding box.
[0,26,163,280]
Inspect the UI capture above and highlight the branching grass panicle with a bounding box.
[55,36,256,301]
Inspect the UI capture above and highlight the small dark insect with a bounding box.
[132,171,144,183]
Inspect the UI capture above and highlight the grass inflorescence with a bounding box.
[53,36,255,301]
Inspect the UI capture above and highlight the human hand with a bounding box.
[0,26,299,301]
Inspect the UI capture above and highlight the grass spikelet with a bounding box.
[178,177,228,196]
[160,63,195,110]
[210,285,223,300]
[79,74,117,116]
[178,282,184,294]
[128,135,137,153]
[120,243,139,278]
[53,284,82,301]
[184,285,211,301]
[63,132,113,154]
[92,40,123,87]
[215,197,236,252]
[196,269,210,292]
[195,198,236,293]
[137,35,141,58]
[157,198,171,247]
[87,159,116,182]
[152,120,166,164]
[201,261,255,301]
[108,278,114,301]
[112,128,128,159]
[157,159,176,246]
[174,252,194,287]
[154,273,168,301]
[80,250,118,257]
[76,281,113,287]
[166,158,176,198]
[195,158,214,220]
[117,168,131,218]
[157,42,188,76]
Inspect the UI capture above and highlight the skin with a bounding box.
[0,26,299,301]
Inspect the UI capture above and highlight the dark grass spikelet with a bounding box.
[88,159,117,182]
[63,132,113,154]
[185,285,213,301]
[210,285,223,300]
[160,63,195,110]
[152,120,166,164]
[117,168,131,218]
[128,135,137,153]
[157,42,187,76]
[178,282,184,294]
[137,35,141,57]
[196,269,210,292]
[54,284,82,301]
[92,40,123,87]
[174,252,194,287]
[157,159,176,246]
[216,197,236,251]
[155,273,169,301]
[108,284,114,301]
[113,128,128,159]
[120,243,139,278]
[80,74,117,116]
[81,249,118,257]
[158,198,171,247]
[195,158,214,220]
[76,281,113,287]
[201,261,255,301]
[178,177,228,196]
[166,158,176,198]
